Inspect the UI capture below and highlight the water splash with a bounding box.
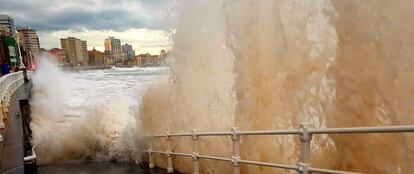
[140,0,414,173]
[30,58,144,164]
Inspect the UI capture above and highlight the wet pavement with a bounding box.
[35,162,168,174]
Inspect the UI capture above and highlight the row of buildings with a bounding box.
[0,15,38,70]
[53,36,167,67]
[1,14,168,69]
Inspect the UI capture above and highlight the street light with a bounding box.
[15,30,29,83]
[15,30,25,69]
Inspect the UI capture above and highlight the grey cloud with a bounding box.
[0,0,173,32]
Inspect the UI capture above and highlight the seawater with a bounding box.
[30,59,169,165]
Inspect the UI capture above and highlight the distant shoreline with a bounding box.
[62,65,167,71]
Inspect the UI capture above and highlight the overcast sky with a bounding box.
[0,0,176,54]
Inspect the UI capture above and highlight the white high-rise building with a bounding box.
[0,15,16,34]
[104,37,122,63]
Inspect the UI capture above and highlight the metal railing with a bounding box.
[146,124,414,174]
[0,71,25,128]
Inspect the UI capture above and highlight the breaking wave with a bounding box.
[30,58,165,164]
[140,1,414,173]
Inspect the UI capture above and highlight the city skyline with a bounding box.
[44,29,171,55]
[1,13,168,68]
[0,0,174,55]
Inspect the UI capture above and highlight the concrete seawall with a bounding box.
[0,80,32,174]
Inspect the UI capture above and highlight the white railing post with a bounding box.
[298,123,312,174]
[166,130,174,173]
[192,129,199,174]
[147,136,155,169]
[231,127,240,174]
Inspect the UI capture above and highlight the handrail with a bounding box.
[149,125,414,137]
[146,124,414,174]
[0,71,25,127]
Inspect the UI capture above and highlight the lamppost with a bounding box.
[15,30,28,83]
[15,30,25,69]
